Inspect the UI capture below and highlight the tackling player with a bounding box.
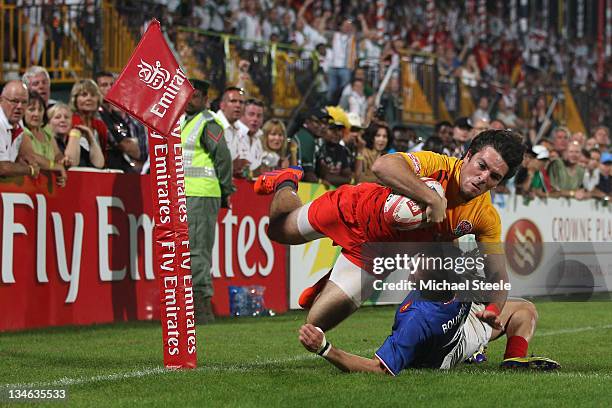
[298,294,561,373]
[255,129,524,333]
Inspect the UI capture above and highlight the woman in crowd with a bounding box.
[46,102,105,169]
[528,94,555,144]
[260,119,296,169]
[356,122,392,183]
[23,91,68,186]
[69,79,109,162]
[458,54,481,88]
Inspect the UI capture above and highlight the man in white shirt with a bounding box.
[216,86,247,176]
[22,65,57,107]
[327,19,356,104]
[0,80,40,177]
[234,98,265,177]
[234,0,262,50]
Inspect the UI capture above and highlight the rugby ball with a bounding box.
[383,177,445,230]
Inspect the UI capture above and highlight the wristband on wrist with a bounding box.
[485,303,500,316]
[28,165,34,177]
[315,327,332,357]
[49,159,54,169]
[318,340,332,357]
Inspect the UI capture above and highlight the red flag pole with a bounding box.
[148,124,197,369]
[104,19,197,369]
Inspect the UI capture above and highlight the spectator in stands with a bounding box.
[47,103,104,169]
[260,118,294,169]
[471,117,490,139]
[495,98,522,130]
[342,112,365,175]
[515,145,551,198]
[295,0,328,53]
[550,127,570,158]
[458,54,481,88]
[579,149,589,168]
[356,13,382,86]
[23,92,67,186]
[583,149,601,193]
[0,80,40,177]
[548,140,587,199]
[327,18,356,104]
[292,108,329,182]
[593,152,612,199]
[346,78,368,122]
[422,135,445,154]
[22,66,55,107]
[69,79,109,164]
[94,72,142,173]
[584,137,599,152]
[472,95,491,123]
[356,122,392,183]
[571,131,586,148]
[338,68,373,111]
[437,46,462,78]
[490,119,506,130]
[391,124,419,153]
[233,0,262,50]
[315,114,351,187]
[216,86,246,176]
[528,95,555,144]
[539,138,557,160]
[233,98,265,177]
[451,116,472,158]
[593,126,610,152]
[433,121,454,156]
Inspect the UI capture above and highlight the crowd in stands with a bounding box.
[1,0,610,204]
[139,0,610,130]
[0,66,147,183]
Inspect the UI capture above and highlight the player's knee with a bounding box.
[520,300,539,324]
[266,218,284,242]
[267,217,292,243]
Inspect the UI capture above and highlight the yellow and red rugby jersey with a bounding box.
[397,151,502,245]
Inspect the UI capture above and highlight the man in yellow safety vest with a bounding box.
[182,79,234,324]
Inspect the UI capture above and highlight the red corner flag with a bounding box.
[106,19,197,370]
[105,19,193,136]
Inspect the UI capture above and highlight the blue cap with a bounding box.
[601,152,612,164]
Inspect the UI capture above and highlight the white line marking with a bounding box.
[2,323,611,389]
[537,324,612,337]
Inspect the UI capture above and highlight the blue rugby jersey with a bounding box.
[375,291,471,375]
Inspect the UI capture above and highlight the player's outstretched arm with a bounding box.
[372,153,447,223]
[299,324,387,374]
[475,252,508,330]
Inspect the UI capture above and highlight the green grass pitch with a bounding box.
[1,301,611,407]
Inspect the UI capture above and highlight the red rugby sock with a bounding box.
[504,336,529,359]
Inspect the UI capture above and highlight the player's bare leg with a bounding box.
[267,187,309,245]
[254,167,315,245]
[490,299,538,344]
[490,299,560,369]
[306,280,358,332]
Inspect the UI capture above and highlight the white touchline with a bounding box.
[537,323,612,337]
[1,323,611,389]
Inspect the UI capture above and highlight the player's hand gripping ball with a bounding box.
[383,177,445,230]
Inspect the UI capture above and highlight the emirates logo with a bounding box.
[137,59,171,90]
[505,219,543,276]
